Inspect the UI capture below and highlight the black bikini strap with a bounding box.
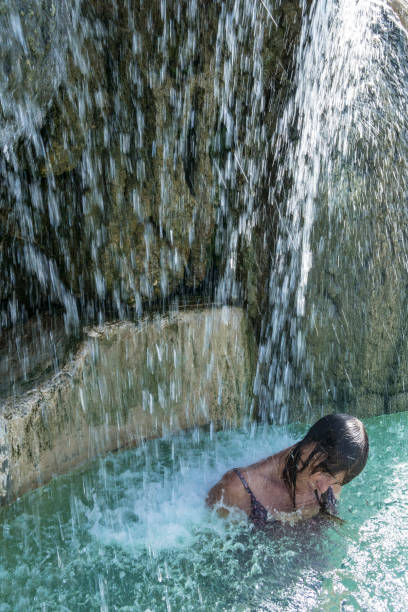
[233,468,255,498]
[233,468,270,526]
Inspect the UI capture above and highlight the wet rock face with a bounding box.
[0,0,303,326]
[302,202,408,418]
[0,0,71,148]
[301,164,408,417]
[0,312,81,401]
[298,4,408,419]
[0,307,254,506]
[247,0,408,421]
[390,0,408,31]
[3,0,407,433]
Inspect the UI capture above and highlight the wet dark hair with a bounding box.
[282,414,369,509]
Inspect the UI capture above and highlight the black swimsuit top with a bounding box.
[233,468,270,527]
[233,468,338,528]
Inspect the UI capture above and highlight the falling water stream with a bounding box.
[1,0,408,406]
[1,0,408,609]
[255,0,408,420]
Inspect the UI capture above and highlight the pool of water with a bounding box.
[0,411,407,611]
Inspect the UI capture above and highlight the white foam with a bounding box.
[86,425,297,555]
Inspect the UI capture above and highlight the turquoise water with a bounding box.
[0,412,407,611]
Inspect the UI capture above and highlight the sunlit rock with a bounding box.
[0,307,254,505]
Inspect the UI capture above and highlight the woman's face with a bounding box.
[311,470,346,499]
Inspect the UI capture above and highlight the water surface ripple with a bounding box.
[0,412,407,611]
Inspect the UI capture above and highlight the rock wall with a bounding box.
[245,0,408,422]
[300,160,408,418]
[288,3,408,420]
[0,307,255,505]
[0,0,304,326]
[1,0,408,475]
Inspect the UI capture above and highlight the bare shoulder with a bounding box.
[206,469,249,510]
[260,475,293,513]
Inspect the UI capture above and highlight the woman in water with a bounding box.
[206,413,369,527]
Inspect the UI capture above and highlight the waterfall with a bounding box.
[0,0,297,402]
[1,0,408,418]
[254,0,408,421]
[1,3,408,609]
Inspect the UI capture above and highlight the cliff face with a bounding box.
[1,0,408,433]
[0,0,303,325]
[293,1,408,419]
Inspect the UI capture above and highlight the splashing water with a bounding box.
[1,3,408,608]
[0,412,407,610]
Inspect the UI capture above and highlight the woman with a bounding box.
[206,414,369,527]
